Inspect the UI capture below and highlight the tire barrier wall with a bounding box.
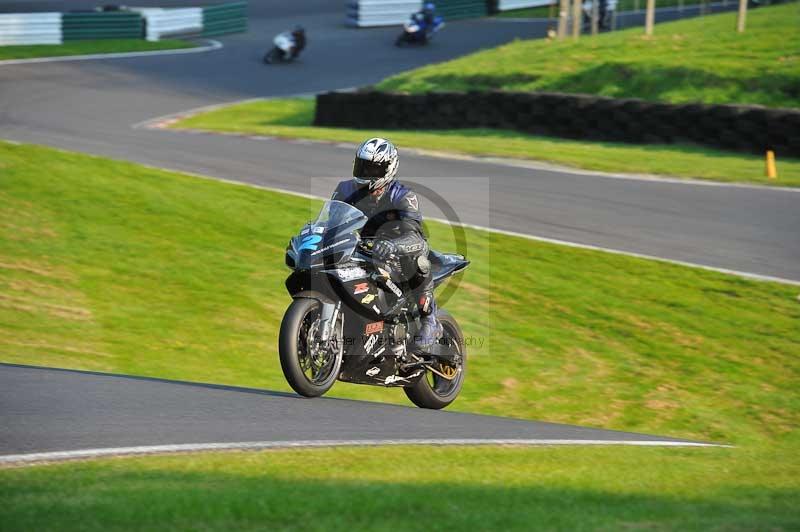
[0,12,61,45]
[202,1,247,37]
[314,90,800,156]
[437,0,489,20]
[0,2,246,44]
[347,1,421,27]
[133,8,203,41]
[348,0,488,27]
[496,0,553,11]
[62,11,144,40]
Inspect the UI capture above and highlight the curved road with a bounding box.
[0,364,714,463]
[0,1,783,462]
[1,1,798,282]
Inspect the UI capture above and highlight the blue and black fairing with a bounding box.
[430,250,469,287]
[285,200,367,271]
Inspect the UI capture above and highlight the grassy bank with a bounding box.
[1,140,799,446]
[2,444,799,531]
[381,3,800,108]
[172,98,800,186]
[0,39,195,61]
[1,141,798,528]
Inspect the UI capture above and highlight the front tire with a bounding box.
[263,47,280,64]
[279,298,342,397]
[404,310,466,409]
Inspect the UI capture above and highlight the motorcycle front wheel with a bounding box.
[404,309,466,409]
[279,298,343,397]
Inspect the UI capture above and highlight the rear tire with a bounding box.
[279,298,342,397]
[404,310,466,409]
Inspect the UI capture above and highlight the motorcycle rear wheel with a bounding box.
[404,309,466,409]
[263,47,281,64]
[279,298,342,397]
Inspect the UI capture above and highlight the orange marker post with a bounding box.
[766,150,777,179]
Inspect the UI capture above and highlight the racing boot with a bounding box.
[415,292,442,350]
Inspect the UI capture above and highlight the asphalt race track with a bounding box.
[0,2,784,462]
[0,364,716,463]
[2,1,798,282]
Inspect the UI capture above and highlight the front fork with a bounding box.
[316,301,341,344]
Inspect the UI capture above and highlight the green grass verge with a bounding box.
[1,140,798,529]
[172,97,800,186]
[382,3,800,108]
[1,139,799,447]
[2,444,799,531]
[496,0,705,18]
[0,39,195,61]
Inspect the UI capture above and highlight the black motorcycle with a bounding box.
[280,200,469,409]
[263,30,304,64]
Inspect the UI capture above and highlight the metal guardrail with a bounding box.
[0,13,61,45]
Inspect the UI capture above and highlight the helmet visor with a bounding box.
[353,157,390,182]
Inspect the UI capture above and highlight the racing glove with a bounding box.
[374,235,428,281]
[373,239,402,276]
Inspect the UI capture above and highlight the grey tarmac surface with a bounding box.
[1,1,798,281]
[0,364,712,461]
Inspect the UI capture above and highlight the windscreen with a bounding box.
[291,201,367,269]
[312,200,367,230]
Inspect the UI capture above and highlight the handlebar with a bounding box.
[358,237,375,253]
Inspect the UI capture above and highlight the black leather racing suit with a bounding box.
[331,179,435,318]
[290,30,306,58]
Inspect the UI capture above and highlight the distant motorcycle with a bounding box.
[263,29,305,64]
[395,13,444,46]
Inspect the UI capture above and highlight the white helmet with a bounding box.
[352,137,399,191]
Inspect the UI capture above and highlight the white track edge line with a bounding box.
[0,438,729,464]
[5,139,796,286]
[123,160,800,287]
[0,39,222,66]
[2,140,796,286]
[427,217,800,286]
[136,98,799,194]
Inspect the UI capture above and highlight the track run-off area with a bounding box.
[0,1,789,463]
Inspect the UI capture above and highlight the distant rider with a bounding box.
[290,25,306,58]
[331,138,442,349]
[420,2,436,32]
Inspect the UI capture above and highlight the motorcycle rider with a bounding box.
[290,25,306,58]
[331,138,442,349]
[420,2,436,29]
